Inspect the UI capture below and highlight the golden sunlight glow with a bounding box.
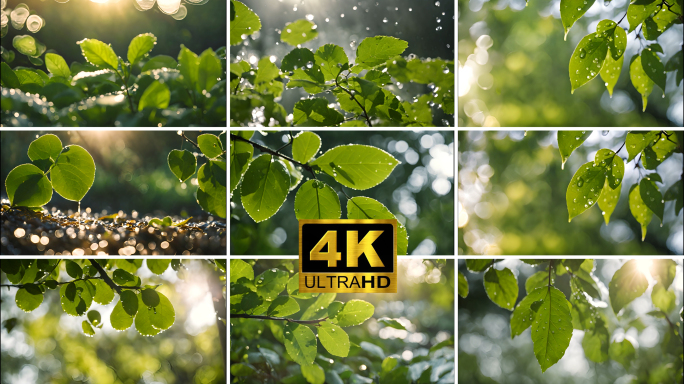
[458,199,469,228]
[636,259,654,277]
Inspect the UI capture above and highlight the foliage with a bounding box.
[231,130,410,255]
[229,0,454,127]
[560,130,682,239]
[460,258,683,378]
[561,0,683,110]
[230,259,455,384]
[2,25,226,126]
[4,133,95,208]
[167,131,227,218]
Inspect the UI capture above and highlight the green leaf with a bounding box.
[198,134,224,159]
[301,293,336,320]
[230,363,256,377]
[560,0,596,39]
[664,180,683,215]
[294,180,341,220]
[609,260,648,314]
[51,145,96,202]
[665,50,683,86]
[283,322,317,366]
[525,270,552,295]
[28,134,62,172]
[630,55,654,112]
[355,36,408,69]
[483,267,518,311]
[641,48,667,93]
[381,357,398,374]
[629,184,653,240]
[82,320,96,337]
[77,38,118,70]
[65,260,83,279]
[230,136,254,197]
[429,337,455,352]
[255,268,289,300]
[267,296,300,317]
[134,294,159,336]
[314,44,349,81]
[120,290,139,316]
[145,291,174,331]
[466,259,493,272]
[241,154,290,223]
[197,160,227,217]
[318,320,350,357]
[110,298,134,331]
[510,286,548,338]
[178,45,200,90]
[651,258,677,290]
[626,131,659,161]
[378,317,407,330]
[301,363,325,384]
[292,131,321,164]
[558,131,592,169]
[566,162,606,222]
[310,145,399,190]
[346,197,408,255]
[287,65,326,94]
[147,259,171,275]
[531,286,573,373]
[293,98,344,126]
[569,32,608,94]
[254,57,283,97]
[45,53,72,79]
[643,4,680,40]
[360,341,385,359]
[600,51,624,97]
[15,283,43,312]
[607,24,627,61]
[594,148,624,190]
[287,273,317,299]
[60,280,93,317]
[139,80,170,110]
[141,289,160,308]
[231,259,254,283]
[334,300,374,327]
[281,47,315,72]
[609,339,635,370]
[627,0,660,32]
[197,48,222,93]
[639,178,664,224]
[597,178,620,225]
[230,0,261,46]
[92,279,114,305]
[281,19,319,46]
[5,164,52,207]
[652,282,676,313]
[142,55,178,72]
[1,63,20,89]
[12,35,38,56]
[582,319,609,363]
[458,271,469,298]
[87,310,102,326]
[643,132,678,170]
[127,33,156,65]
[365,69,392,86]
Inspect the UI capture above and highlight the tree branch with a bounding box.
[89,259,123,295]
[230,134,317,179]
[335,71,373,127]
[180,132,202,152]
[231,314,329,325]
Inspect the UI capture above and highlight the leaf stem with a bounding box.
[334,71,373,127]
[115,70,136,113]
[230,133,317,179]
[180,132,202,152]
[616,11,628,25]
[548,260,554,288]
[230,313,329,325]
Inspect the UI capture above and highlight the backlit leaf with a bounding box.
[346,197,408,255]
[530,286,573,372]
[254,268,289,300]
[310,145,399,190]
[300,293,336,320]
[286,273,317,299]
[630,55,654,111]
[167,149,196,183]
[625,131,659,161]
[609,260,648,314]
[301,363,325,384]
[197,48,222,93]
[466,259,493,272]
[5,164,52,207]
[240,154,290,222]
[483,267,518,311]
[597,178,620,225]
[60,280,93,317]
[458,271,468,298]
[314,44,349,82]
[178,45,200,91]
[643,132,678,169]
[92,279,114,305]
[230,136,253,196]
[558,131,592,168]
[230,0,261,46]
[45,53,72,79]
[629,184,653,240]
[651,282,675,313]
[627,0,660,32]
[77,38,118,70]
[1,62,20,88]
[281,19,318,46]
[510,286,548,338]
[594,148,624,190]
[198,134,224,159]
[51,145,96,202]
[609,339,635,370]
[147,259,171,275]
[138,80,170,110]
[639,178,664,223]
[334,299,374,327]
[293,98,344,126]
[600,51,623,97]
[267,296,300,317]
[566,162,606,222]
[65,260,83,279]
[13,35,38,56]
[560,0,596,39]
[120,290,139,317]
[318,321,350,357]
[127,33,156,66]
[15,283,43,312]
[28,134,62,172]
[82,320,96,336]
[526,270,552,294]
[281,47,315,72]
[283,322,317,366]
[292,131,321,164]
[87,310,102,326]
[582,319,609,362]
[650,259,677,289]
[145,291,174,331]
[294,180,341,219]
[378,317,406,330]
[569,33,608,94]
[142,55,178,72]
[197,160,227,217]
[230,259,254,283]
[355,36,408,69]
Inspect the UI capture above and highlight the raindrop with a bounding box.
[383,17,388,23]
[579,48,587,59]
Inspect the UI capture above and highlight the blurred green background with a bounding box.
[1,0,226,68]
[231,258,454,382]
[458,258,684,383]
[1,259,225,384]
[457,0,683,126]
[231,130,455,255]
[1,130,226,218]
[232,0,456,126]
[458,130,684,255]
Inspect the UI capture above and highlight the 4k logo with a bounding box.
[299,219,397,293]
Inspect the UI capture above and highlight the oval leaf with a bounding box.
[283,322,317,366]
[198,134,224,159]
[266,296,300,317]
[355,36,408,69]
[346,197,408,255]
[458,271,469,298]
[254,268,289,301]
[569,33,608,94]
[292,131,321,164]
[77,38,118,69]
[566,162,606,222]
[51,145,96,202]
[483,267,518,311]
[314,44,349,82]
[87,310,102,326]
[28,134,62,172]
[641,48,667,93]
[197,48,222,93]
[609,260,648,314]
[111,299,134,331]
[5,164,52,207]
[281,19,319,46]
[334,299,374,327]
[15,283,43,312]
[167,149,196,183]
[45,53,72,79]
[630,55,654,111]
[639,178,664,223]
[230,137,254,197]
[561,0,596,39]
[310,145,399,190]
[629,184,653,241]
[230,0,261,46]
[294,180,341,220]
[139,80,170,110]
[531,286,573,373]
[318,321,350,357]
[128,33,157,66]
[147,259,171,275]
[558,131,592,169]
[240,154,290,223]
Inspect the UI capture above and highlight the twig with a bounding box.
[180,132,202,152]
[334,71,373,127]
[616,11,628,25]
[89,259,124,295]
[659,310,684,343]
[230,314,329,325]
[230,134,317,179]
